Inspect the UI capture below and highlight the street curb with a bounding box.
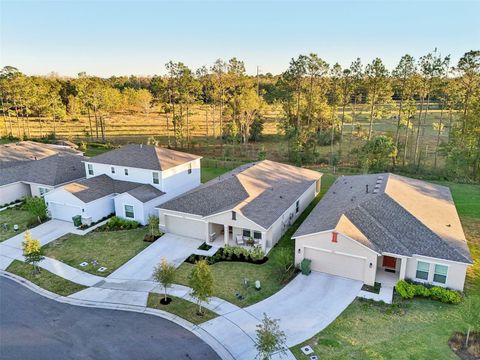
[0,270,235,360]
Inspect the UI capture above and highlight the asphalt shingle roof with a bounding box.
[159,160,322,229]
[293,173,473,264]
[0,154,87,187]
[87,144,202,171]
[127,184,165,203]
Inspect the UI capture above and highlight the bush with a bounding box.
[185,245,268,265]
[395,280,462,304]
[101,216,140,231]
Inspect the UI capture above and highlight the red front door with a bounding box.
[382,256,397,269]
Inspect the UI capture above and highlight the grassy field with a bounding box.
[42,228,150,277]
[174,174,337,307]
[0,207,38,242]
[147,293,217,325]
[6,260,86,296]
[201,167,233,183]
[291,181,480,360]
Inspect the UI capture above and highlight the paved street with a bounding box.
[0,277,219,360]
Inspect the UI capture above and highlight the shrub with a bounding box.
[395,280,462,304]
[102,216,140,231]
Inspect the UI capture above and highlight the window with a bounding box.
[243,229,251,238]
[153,172,159,184]
[232,211,237,220]
[433,264,448,284]
[188,163,192,174]
[39,187,49,196]
[253,231,262,240]
[416,261,430,280]
[111,167,115,174]
[124,205,134,219]
[124,168,129,176]
[296,200,300,214]
[87,164,94,176]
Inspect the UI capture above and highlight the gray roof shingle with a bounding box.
[87,144,202,171]
[293,173,472,264]
[0,154,87,187]
[127,184,165,203]
[159,160,322,229]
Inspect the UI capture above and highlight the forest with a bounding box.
[0,49,479,182]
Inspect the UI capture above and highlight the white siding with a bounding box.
[295,231,378,286]
[0,182,31,204]
[404,255,468,291]
[29,183,54,197]
[163,213,205,240]
[114,194,146,225]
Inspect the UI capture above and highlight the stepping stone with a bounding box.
[301,346,313,355]
[98,267,107,272]
[79,262,88,267]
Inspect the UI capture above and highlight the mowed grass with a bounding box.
[6,260,86,296]
[174,174,336,307]
[42,228,150,277]
[147,293,217,325]
[291,181,480,360]
[201,166,231,183]
[0,207,38,242]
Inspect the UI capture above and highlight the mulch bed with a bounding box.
[449,331,480,360]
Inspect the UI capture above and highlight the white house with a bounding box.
[0,153,86,205]
[158,160,322,253]
[293,173,473,291]
[45,144,202,225]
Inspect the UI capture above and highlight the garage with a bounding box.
[49,203,82,222]
[304,247,367,282]
[164,214,205,240]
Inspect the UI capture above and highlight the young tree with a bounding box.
[148,215,160,237]
[460,295,480,349]
[255,313,288,360]
[188,259,213,315]
[360,135,397,171]
[152,258,176,303]
[24,196,47,224]
[22,230,44,274]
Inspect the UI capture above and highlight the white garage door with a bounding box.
[304,247,366,282]
[165,215,205,240]
[50,203,82,222]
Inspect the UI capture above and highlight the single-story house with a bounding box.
[293,173,473,291]
[158,160,322,253]
[45,144,202,225]
[0,153,87,205]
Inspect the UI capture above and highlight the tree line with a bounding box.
[0,49,479,181]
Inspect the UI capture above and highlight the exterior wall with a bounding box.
[0,182,31,204]
[114,193,146,225]
[160,211,205,240]
[83,196,115,222]
[84,159,200,196]
[206,211,265,234]
[294,231,378,286]
[44,189,84,221]
[404,255,468,291]
[29,183,54,197]
[267,182,317,249]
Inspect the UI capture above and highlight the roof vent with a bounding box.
[446,224,451,227]
[373,189,379,194]
[140,144,143,148]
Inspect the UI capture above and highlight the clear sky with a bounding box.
[1,0,479,77]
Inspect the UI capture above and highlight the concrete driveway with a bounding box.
[107,233,203,281]
[0,220,74,270]
[201,272,362,359]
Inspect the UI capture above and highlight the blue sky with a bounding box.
[1,1,479,76]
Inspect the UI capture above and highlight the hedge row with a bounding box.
[396,280,462,304]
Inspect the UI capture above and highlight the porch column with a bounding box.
[224,224,229,246]
[399,257,407,280]
[205,222,210,243]
[261,231,267,252]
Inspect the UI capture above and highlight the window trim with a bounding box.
[415,260,430,281]
[38,187,49,196]
[232,211,237,220]
[87,164,94,176]
[124,204,135,219]
[242,229,251,238]
[433,264,448,284]
[152,172,159,184]
[253,231,262,240]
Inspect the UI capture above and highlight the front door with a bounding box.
[382,256,397,269]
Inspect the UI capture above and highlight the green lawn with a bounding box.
[147,293,217,325]
[42,228,150,277]
[6,260,86,296]
[201,166,231,183]
[0,207,38,242]
[291,181,480,359]
[174,174,337,307]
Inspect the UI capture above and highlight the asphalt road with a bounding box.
[0,277,220,360]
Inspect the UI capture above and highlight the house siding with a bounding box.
[0,182,31,204]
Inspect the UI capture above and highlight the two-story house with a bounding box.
[44,144,201,225]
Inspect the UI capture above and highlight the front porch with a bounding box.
[206,222,267,253]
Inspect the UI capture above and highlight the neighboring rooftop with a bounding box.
[63,174,143,203]
[159,160,322,229]
[126,184,165,203]
[293,173,472,264]
[0,153,87,187]
[86,144,202,171]
[0,141,83,169]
